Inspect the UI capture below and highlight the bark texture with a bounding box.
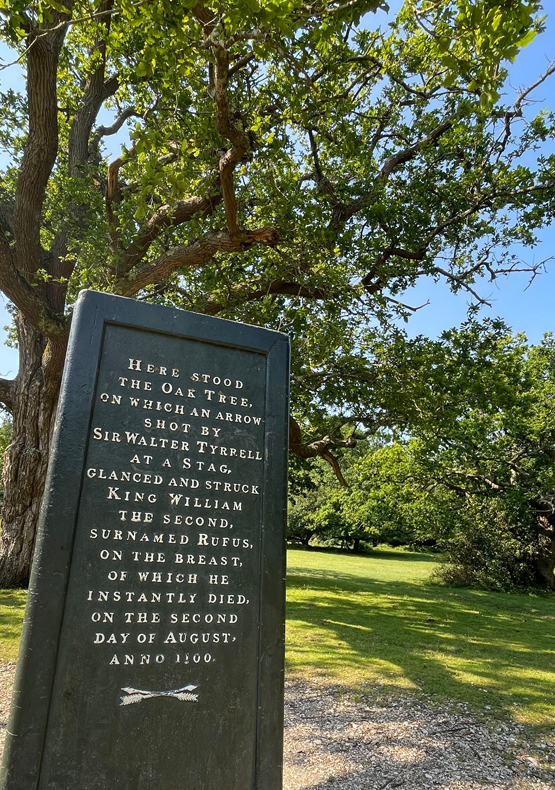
[0,316,62,587]
[535,517,555,589]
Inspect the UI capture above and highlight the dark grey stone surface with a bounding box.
[0,290,289,790]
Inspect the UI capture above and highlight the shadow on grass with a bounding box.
[286,567,555,728]
[290,545,440,564]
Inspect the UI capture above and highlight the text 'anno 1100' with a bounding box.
[83,356,265,672]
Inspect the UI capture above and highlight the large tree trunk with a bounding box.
[535,554,555,589]
[0,316,62,587]
[535,514,555,590]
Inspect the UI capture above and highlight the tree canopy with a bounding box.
[289,321,555,590]
[0,0,553,585]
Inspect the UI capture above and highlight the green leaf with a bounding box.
[515,29,537,48]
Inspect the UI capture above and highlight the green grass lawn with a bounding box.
[0,590,26,661]
[1,548,554,729]
[287,547,555,727]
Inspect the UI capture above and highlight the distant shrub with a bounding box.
[433,499,543,591]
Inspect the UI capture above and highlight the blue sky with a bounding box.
[0,4,554,378]
[397,10,555,344]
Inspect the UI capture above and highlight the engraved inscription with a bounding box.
[119,684,199,706]
[80,338,266,682]
[3,296,287,790]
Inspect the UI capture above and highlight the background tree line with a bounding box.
[289,320,555,591]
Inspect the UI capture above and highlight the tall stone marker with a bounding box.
[1,290,289,790]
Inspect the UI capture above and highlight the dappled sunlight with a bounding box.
[373,744,428,764]
[286,618,417,689]
[286,548,555,725]
[282,677,555,790]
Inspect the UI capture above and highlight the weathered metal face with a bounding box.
[1,291,289,790]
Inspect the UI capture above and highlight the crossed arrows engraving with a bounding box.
[119,684,199,706]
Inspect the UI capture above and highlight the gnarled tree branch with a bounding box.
[49,0,117,311]
[115,225,280,296]
[67,0,116,177]
[120,193,223,275]
[289,416,357,487]
[212,43,250,236]
[89,106,142,156]
[329,117,454,229]
[191,5,252,237]
[0,241,67,339]
[202,277,331,315]
[14,9,74,280]
[0,377,14,413]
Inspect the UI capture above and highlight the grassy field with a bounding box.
[287,547,555,727]
[1,548,554,728]
[0,590,26,661]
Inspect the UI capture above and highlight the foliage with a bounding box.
[0,0,552,446]
[288,443,442,549]
[288,481,345,546]
[0,0,554,583]
[0,416,12,456]
[338,442,459,548]
[289,320,555,590]
[435,497,542,590]
[401,321,555,589]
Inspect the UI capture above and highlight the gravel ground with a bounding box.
[283,680,555,790]
[0,661,14,758]
[0,661,553,788]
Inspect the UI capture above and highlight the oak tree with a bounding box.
[405,322,555,589]
[291,323,555,589]
[0,0,552,584]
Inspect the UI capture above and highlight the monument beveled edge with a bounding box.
[0,290,289,790]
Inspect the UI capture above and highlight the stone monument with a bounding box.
[0,290,289,790]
